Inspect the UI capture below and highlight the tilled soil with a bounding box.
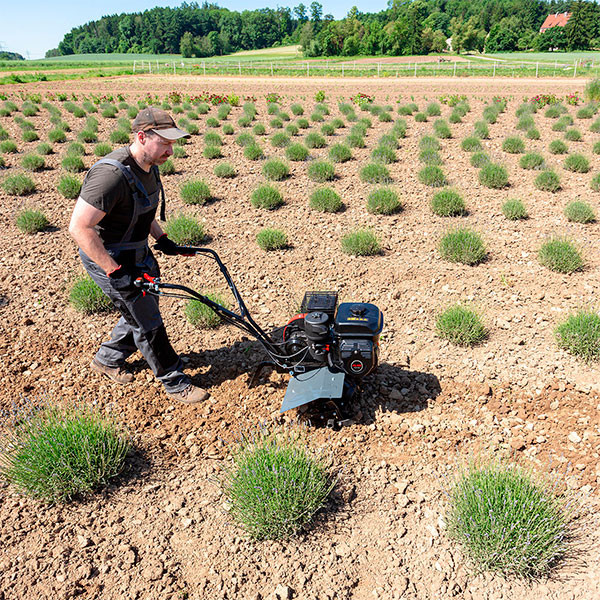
[0,75,599,600]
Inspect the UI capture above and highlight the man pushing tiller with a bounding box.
[69,107,209,404]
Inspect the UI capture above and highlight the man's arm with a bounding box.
[69,198,119,275]
[149,219,165,241]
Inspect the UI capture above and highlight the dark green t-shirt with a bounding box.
[80,147,159,245]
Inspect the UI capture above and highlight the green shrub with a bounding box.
[22,130,39,142]
[414,112,428,122]
[593,141,600,155]
[419,136,440,151]
[366,188,401,215]
[310,188,343,213]
[418,165,446,187]
[291,103,304,116]
[305,132,327,149]
[109,129,129,144]
[238,115,252,128]
[204,132,222,147]
[341,229,381,256]
[346,133,365,148]
[203,145,222,159]
[262,158,290,181]
[534,170,561,192]
[590,173,600,191]
[180,179,212,205]
[297,118,309,129]
[0,140,18,153]
[94,143,112,157]
[436,304,486,346]
[516,115,534,130]
[270,117,283,129]
[270,132,290,148]
[164,214,206,245]
[320,123,335,136]
[57,174,82,199]
[584,78,600,102]
[449,110,462,124]
[159,158,176,174]
[268,103,280,115]
[331,117,345,129]
[197,103,209,115]
[576,106,594,119]
[69,274,113,314]
[371,145,397,164]
[77,130,97,143]
[67,142,85,156]
[310,112,324,123]
[555,310,600,361]
[469,152,489,168]
[37,142,53,156]
[0,126,9,141]
[244,144,264,160]
[116,117,131,132]
[479,163,508,189]
[2,172,36,195]
[483,105,500,124]
[519,153,544,170]
[538,237,583,273]
[307,160,335,183]
[549,139,568,155]
[398,104,415,115]
[431,189,466,216]
[439,228,486,265]
[101,106,117,118]
[15,208,48,233]
[461,137,482,152]
[328,143,352,163]
[314,102,329,115]
[236,132,254,147]
[256,228,288,251]
[0,404,129,503]
[222,123,234,135]
[447,459,571,577]
[360,163,392,184]
[217,104,231,120]
[20,153,44,172]
[545,105,561,118]
[564,153,590,173]
[434,119,452,139]
[502,198,528,220]
[564,200,595,223]
[552,120,567,132]
[285,124,299,137]
[251,184,284,210]
[526,127,541,140]
[419,149,443,165]
[286,143,309,161]
[249,124,264,137]
[426,102,441,116]
[473,121,489,139]
[173,146,187,159]
[127,106,139,119]
[185,293,228,329]
[564,128,582,141]
[206,117,220,128]
[214,161,236,178]
[61,155,85,173]
[502,136,525,154]
[221,427,333,540]
[242,102,256,117]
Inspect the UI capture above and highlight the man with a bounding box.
[69,107,209,404]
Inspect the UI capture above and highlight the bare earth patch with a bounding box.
[0,75,599,600]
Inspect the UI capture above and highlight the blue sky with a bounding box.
[1,0,390,60]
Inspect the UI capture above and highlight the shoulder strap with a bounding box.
[151,165,167,221]
[95,158,150,200]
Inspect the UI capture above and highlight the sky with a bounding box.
[1,0,390,60]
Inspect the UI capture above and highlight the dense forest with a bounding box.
[47,0,600,59]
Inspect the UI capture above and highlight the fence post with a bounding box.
[493,62,496,77]
[573,60,577,77]
[414,62,417,77]
[453,62,456,77]
[307,62,309,77]
[173,62,176,75]
[203,61,205,75]
[148,61,151,73]
[342,64,344,77]
[238,61,241,75]
[536,62,539,78]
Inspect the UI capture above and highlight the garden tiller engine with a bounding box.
[137,247,383,424]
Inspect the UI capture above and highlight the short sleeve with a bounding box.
[80,164,128,214]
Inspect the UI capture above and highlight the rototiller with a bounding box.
[136,247,383,426]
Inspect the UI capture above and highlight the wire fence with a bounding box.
[133,58,600,79]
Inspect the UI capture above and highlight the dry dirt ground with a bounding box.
[0,74,599,600]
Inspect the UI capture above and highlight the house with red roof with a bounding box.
[540,12,571,33]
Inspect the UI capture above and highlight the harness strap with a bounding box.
[151,165,166,221]
[96,158,151,201]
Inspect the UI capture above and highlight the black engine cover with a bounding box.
[334,302,383,377]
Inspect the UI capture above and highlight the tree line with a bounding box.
[47,0,600,59]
